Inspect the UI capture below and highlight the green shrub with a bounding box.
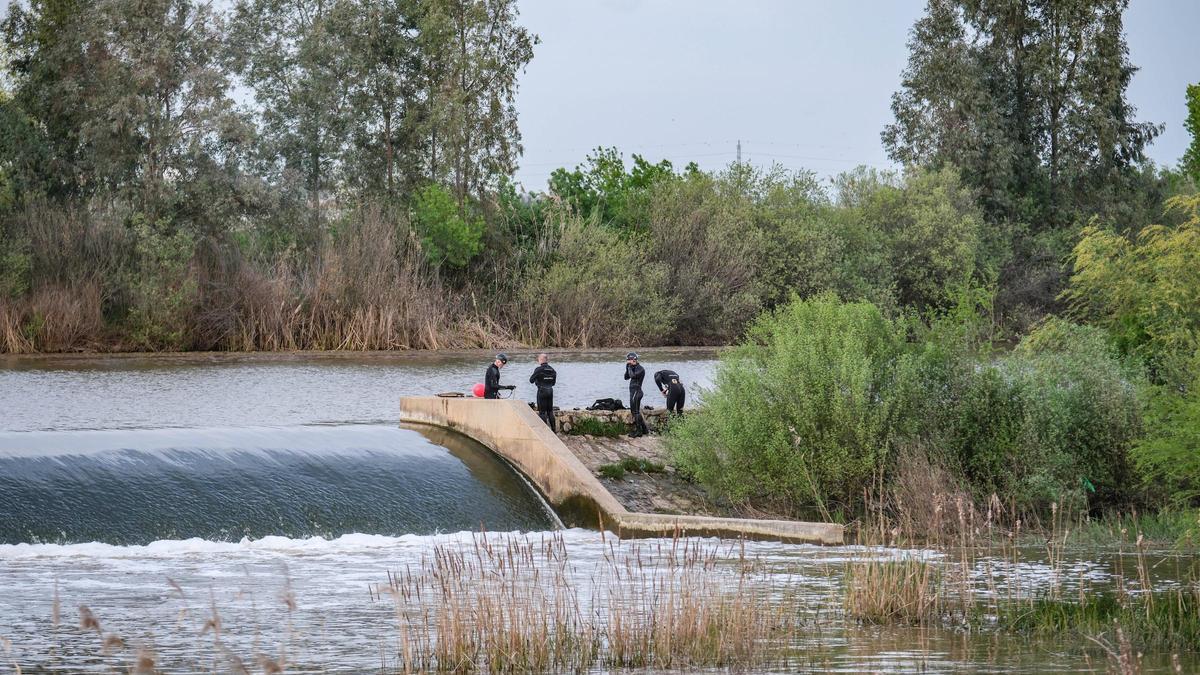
[413,183,484,269]
[647,171,764,344]
[940,319,1144,513]
[566,417,625,438]
[669,293,1144,520]
[1064,194,1200,386]
[667,293,919,519]
[1134,351,1200,504]
[517,215,676,347]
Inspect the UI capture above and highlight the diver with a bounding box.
[623,352,649,437]
[529,353,557,430]
[484,353,515,399]
[654,369,686,415]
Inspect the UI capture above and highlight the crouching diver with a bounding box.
[624,352,649,437]
[654,368,686,415]
[484,353,515,399]
[529,353,557,430]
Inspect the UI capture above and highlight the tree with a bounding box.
[1,0,111,201]
[2,0,249,231]
[230,0,357,229]
[1184,83,1200,184]
[343,0,423,201]
[548,147,683,228]
[884,0,1160,229]
[417,0,536,207]
[412,182,483,268]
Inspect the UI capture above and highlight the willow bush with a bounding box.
[668,294,920,519]
[669,297,1145,521]
[942,319,1144,513]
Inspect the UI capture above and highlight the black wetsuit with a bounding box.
[654,369,685,415]
[624,363,649,435]
[529,362,557,430]
[484,363,502,399]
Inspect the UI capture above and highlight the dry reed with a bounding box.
[375,531,803,672]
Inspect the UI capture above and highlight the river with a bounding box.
[0,350,1195,672]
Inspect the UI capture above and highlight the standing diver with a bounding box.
[484,353,515,399]
[624,352,649,437]
[654,368,686,415]
[529,353,557,430]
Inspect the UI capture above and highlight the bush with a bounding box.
[939,319,1144,513]
[1062,192,1200,509]
[1134,351,1200,505]
[668,293,1144,521]
[1064,194,1200,386]
[851,166,992,310]
[516,214,676,347]
[647,171,764,344]
[668,293,919,519]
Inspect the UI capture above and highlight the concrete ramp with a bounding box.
[400,397,843,546]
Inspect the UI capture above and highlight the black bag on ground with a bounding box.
[586,397,626,411]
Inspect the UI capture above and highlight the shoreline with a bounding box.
[0,344,726,365]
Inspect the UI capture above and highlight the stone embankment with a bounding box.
[553,407,671,434]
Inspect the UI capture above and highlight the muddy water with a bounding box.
[1,350,1196,673]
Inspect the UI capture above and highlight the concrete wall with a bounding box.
[400,397,843,545]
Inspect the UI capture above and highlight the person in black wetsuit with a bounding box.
[484,353,514,399]
[624,352,649,437]
[654,369,686,415]
[529,353,557,430]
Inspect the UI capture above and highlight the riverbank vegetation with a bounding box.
[25,529,1198,673]
[658,0,1200,539]
[2,0,1196,357]
[0,0,1194,531]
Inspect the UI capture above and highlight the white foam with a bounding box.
[0,530,494,560]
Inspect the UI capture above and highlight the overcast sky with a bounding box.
[512,0,1200,192]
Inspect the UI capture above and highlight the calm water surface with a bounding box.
[0,350,1195,672]
[0,348,717,432]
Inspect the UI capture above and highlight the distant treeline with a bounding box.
[0,0,1197,355]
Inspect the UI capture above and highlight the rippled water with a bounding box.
[1,350,1195,673]
[0,349,717,432]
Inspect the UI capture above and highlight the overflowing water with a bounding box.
[0,350,1195,672]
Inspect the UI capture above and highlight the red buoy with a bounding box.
[472,382,486,398]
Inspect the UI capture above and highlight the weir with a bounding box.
[399,397,844,545]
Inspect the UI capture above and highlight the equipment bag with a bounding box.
[586,397,626,411]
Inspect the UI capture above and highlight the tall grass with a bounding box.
[1,201,521,353]
[377,532,802,672]
[844,496,1200,666]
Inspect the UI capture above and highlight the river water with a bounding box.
[0,350,1195,672]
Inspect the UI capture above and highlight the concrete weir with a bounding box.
[399,397,843,546]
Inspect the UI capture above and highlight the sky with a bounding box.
[511,0,1200,192]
